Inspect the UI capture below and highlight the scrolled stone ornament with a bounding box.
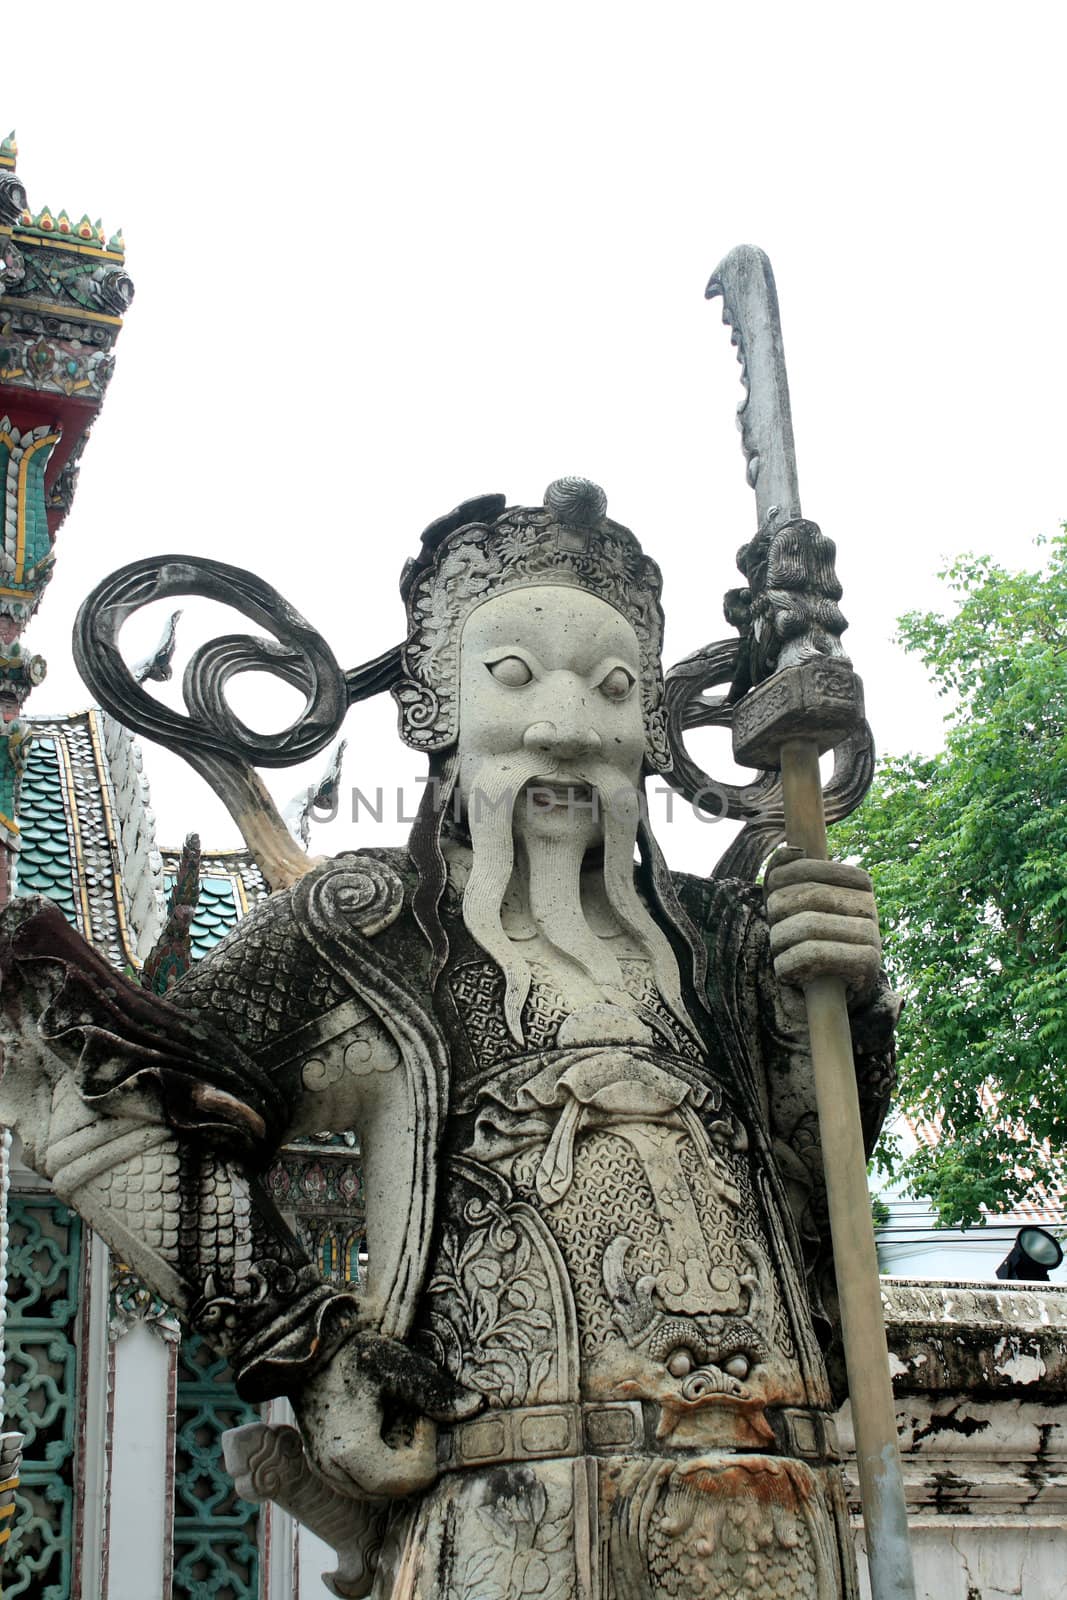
[65,263,136,317]
[663,632,875,880]
[75,555,348,767]
[543,474,608,527]
[74,555,353,889]
[298,853,405,941]
[391,679,441,740]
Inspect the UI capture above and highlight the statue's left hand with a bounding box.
[764,847,882,998]
[292,1330,482,1500]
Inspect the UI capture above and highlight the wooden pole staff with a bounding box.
[732,654,917,1600]
[710,243,918,1599]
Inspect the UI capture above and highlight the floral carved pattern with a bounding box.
[450,1472,574,1600]
[109,1261,181,1343]
[421,1196,561,1409]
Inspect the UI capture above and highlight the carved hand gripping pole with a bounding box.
[708,246,917,1600]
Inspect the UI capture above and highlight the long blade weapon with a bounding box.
[707,244,917,1600]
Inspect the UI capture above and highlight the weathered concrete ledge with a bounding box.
[880,1276,1067,1395]
[836,1277,1067,1598]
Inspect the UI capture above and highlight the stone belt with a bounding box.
[436,1400,840,1473]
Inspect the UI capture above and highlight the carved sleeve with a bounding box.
[169,853,447,1358]
[0,854,446,1403]
[753,909,900,1153]
[0,891,363,1400]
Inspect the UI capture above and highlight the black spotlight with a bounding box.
[995,1227,1064,1282]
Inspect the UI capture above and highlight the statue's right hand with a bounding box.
[291,1331,482,1500]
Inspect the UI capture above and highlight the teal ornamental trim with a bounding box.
[3,1195,83,1600]
[172,1333,260,1600]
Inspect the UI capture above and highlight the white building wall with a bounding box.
[107,1324,173,1600]
[296,1526,338,1598]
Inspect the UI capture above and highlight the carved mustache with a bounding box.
[464,757,640,825]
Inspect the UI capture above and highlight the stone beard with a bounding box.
[455,586,692,1048]
[0,482,895,1600]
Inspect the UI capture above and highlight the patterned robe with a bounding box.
[167,847,896,1600]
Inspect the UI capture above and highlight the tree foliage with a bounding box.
[834,531,1067,1225]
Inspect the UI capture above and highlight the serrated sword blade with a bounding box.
[706,245,801,531]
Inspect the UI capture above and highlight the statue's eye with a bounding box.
[597,666,635,701]
[487,656,533,687]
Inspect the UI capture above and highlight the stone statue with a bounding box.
[0,476,898,1599]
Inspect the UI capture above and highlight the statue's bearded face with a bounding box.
[453,585,689,1043]
[456,584,646,845]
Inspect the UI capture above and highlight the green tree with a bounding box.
[834,531,1067,1225]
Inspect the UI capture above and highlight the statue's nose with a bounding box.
[523,720,603,760]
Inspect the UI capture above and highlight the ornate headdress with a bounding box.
[393,476,671,771]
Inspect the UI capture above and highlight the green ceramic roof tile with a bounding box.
[164,871,241,960]
[15,736,78,922]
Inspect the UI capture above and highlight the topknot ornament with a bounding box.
[544,477,608,530]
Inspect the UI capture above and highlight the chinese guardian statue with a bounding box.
[0,477,898,1598]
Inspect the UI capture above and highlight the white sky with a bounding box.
[7,1,1067,873]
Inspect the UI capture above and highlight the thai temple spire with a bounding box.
[0,132,134,901]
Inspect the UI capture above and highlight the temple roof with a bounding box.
[16,709,267,967]
[1,130,126,261]
[16,709,158,967]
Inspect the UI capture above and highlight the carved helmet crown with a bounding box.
[393,477,671,770]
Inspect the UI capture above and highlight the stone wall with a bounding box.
[838,1277,1067,1599]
